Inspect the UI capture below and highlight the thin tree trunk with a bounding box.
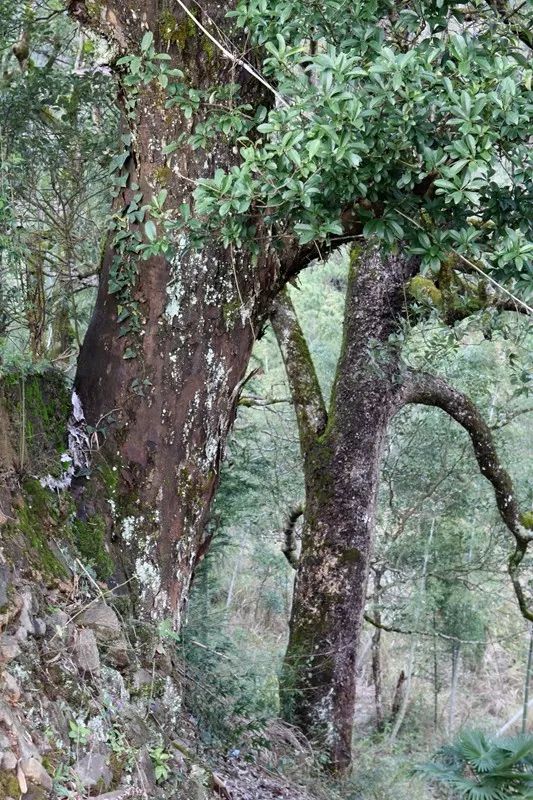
[371,568,385,730]
[448,643,461,735]
[391,670,406,718]
[225,559,239,611]
[522,624,533,734]
[390,518,434,742]
[432,612,439,733]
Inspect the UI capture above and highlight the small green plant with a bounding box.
[416,730,533,799]
[68,719,90,747]
[149,745,171,783]
[53,763,76,799]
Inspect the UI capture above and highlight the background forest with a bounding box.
[0,1,532,799]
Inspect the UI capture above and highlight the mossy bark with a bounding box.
[276,246,418,771]
[67,1,284,624]
[0,369,73,577]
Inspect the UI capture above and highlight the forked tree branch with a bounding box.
[270,289,328,450]
[396,370,532,621]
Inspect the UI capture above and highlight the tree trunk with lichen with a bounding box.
[273,246,417,771]
[68,1,279,625]
[273,244,531,772]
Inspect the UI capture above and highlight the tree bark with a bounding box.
[272,245,418,771]
[68,1,280,625]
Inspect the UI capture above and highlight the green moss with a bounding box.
[0,771,22,799]
[222,299,241,327]
[109,752,125,787]
[202,36,215,62]
[85,0,103,21]
[520,511,533,530]
[349,243,362,275]
[153,165,173,186]
[15,478,67,577]
[73,516,114,580]
[99,461,119,495]
[1,368,70,473]
[408,275,443,307]
[340,547,361,564]
[159,10,196,48]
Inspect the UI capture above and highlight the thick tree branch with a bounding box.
[396,370,532,621]
[270,289,327,450]
[282,504,304,569]
[238,395,291,408]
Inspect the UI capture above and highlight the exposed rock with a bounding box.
[2,672,21,703]
[120,709,151,747]
[16,727,40,762]
[76,602,122,642]
[75,602,130,667]
[45,609,70,637]
[132,667,152,692]
[74,628,101,673]
[134,747,157,796]
[32,617,46,638]
[20,757,53,790]
[14,591,34,641]
[107,639,130,668]
[2,750,17,770]
[92,789,140,800]
[0,700,15,728]
[182,764,210,800]
[0,635,21,664]
[100,667,128,713]
[0,565,11,608]
[73,748,113,791]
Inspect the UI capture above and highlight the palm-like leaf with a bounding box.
[459,731,498,773]
[416,731,533,800]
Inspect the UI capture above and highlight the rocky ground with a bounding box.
[0,561,324,800]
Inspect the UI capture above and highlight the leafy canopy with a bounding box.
[170,0,533,291]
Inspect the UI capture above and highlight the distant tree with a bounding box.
[0,0,113,364]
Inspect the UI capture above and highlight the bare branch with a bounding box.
[396,370,532,622]
[489,0,532,50]
[270,289,327,449]
[238,395,292,408]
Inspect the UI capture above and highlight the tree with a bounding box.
[272,243,531,770]
[63,1,293,625]
[0,1,113,368]
[62,0,531,720]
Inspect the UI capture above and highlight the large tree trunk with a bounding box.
[273,246,417,771]
[273,244,531,771]
[69,1,279,625]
